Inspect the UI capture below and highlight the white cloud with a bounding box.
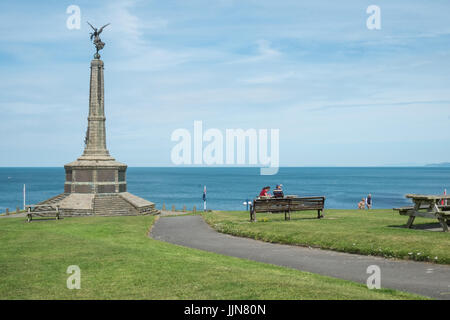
[227,39,281,64]
[107,0,146,53]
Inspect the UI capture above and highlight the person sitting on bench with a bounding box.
[358,198,366,210]
[273,184,284,198]
[259,186,271,198]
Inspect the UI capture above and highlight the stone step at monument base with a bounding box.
[35,193,70,206]
[32,192,159,217]
[94,194,141,216]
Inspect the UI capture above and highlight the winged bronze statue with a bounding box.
[87,22,110,58]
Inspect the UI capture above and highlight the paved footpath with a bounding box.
[151,215,450,299]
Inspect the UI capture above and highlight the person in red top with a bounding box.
[259,186,271,197]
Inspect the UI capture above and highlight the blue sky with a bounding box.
[0,0,449,166]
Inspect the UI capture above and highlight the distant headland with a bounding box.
[425,162,450,167]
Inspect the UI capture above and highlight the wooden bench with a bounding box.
[250,196,325,222]
[25,205,60,222]
[393,194,450,231]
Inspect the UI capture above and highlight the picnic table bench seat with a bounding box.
[250,196,325,222]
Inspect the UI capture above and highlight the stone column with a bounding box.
[79,58,112,160]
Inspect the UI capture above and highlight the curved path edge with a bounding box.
[150,215,450,299]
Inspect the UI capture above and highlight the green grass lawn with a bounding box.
[0,215,424,299]
[203,209,450,264]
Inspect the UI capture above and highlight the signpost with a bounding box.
[23,184,26,210]
[243,199,250,211]
[203,186,207,212]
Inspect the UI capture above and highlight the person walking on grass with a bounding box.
[366,194,372,210]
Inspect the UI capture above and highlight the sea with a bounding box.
[0,167,449,212]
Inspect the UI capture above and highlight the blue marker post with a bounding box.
[203,186,207,212]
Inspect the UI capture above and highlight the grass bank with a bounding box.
[0,215,423,299]
[203,209,450,264]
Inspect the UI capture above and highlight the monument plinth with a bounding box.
[32,25,159,217]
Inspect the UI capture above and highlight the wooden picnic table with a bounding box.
[25,204,60,222]
[394,194,450,232]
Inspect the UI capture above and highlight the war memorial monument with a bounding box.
[29,23,159,217]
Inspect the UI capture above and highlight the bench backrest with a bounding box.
[253,197,325,213]
[289,197,325,210]
[253,198,291,213]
